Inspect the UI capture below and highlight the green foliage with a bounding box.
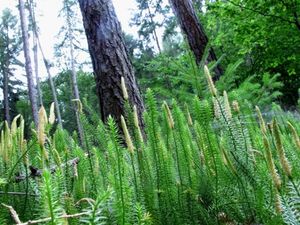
[0,68,300,224]
[1,0,299,224]
[228,72,284,106]
[0,8,23,121]
[41,70,98,133]
[0,178,6,186]
[129,0,299,109]
[131,0,174,52]
[135,46,284,108]
[39,170,65,225]
[204,0,300,106]
[79,190,113,225]
[281,181,300,225]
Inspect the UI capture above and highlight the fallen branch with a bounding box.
[1,203,22,224]
[19,212,88,225]
[2,203,87,225]
[14,157,80,183]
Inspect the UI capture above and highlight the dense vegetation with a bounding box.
[0,68,300,224]
[0,0,300,224]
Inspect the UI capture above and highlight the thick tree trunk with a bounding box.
[66,0,84,145]
[78,0,145,127]
[168,0,223,80]
[18,0,39,127]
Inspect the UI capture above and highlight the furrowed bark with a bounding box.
[168,0,223,80]
[78,0,145,129]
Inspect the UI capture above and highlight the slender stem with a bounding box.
[22,164,29,213]
[111,130,125,225]
[130,153,139,201]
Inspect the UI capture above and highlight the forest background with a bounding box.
[0,0,299,136]
[0,0,300,225]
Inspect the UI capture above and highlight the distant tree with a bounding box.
[123,33,142,60]
[58,0,87,143]
[78,0,145,128]
[18,0,39,126]
[131,0,165,53]
[192,0,202,11]
[55,0,89,69]
[28,0,63,127]
[28,0,43,106]
[0,9,22,124]
[168,0,223,80]
[41,71,98,133]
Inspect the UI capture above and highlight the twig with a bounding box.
[2,202,88,225]
[0,192,37,197]
[1,203,22,224]
[19,212,88,225]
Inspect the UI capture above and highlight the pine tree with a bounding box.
[18,0,39,126]
[78,0,145,129]
[57,0,86,143]
[28,0,63,127]
[168,0,223,80]
[28,0,43,106]
[0,10,21,124]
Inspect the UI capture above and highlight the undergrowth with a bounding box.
[0,67,300,225]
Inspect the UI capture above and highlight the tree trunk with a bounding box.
[33,33,43,106]
[168,0,223,80]
[18,0,39,127]
[27,0,63,127]
[66,0,84,145]
[78,0,145,128]
[3,70,10,124]
[146,2,162,53]
[39,47,63,127]
[45,60,63,127]
[3,23,10,125]
[29,0,43,107]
